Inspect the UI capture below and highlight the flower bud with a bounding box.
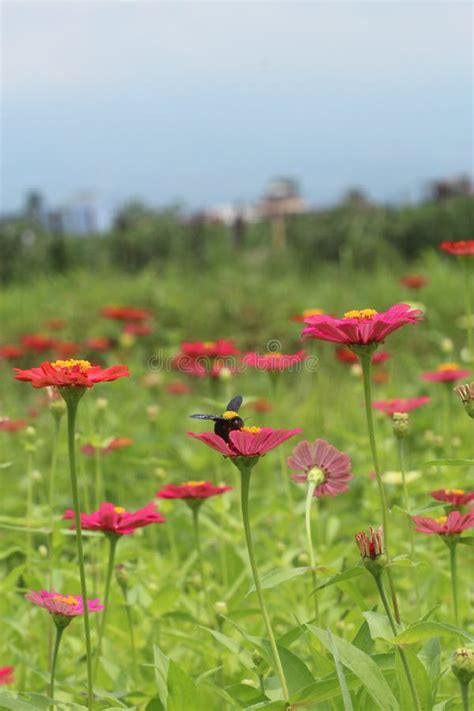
[95,397,108,411]
[441,337,454,354]
[38,544,48,558]
[252,650,263,667]
[451,648,474,684]
[147,404,161,422]
[119,332,135,349]
[392,412,409,439]
[49,398,66,419]
[296,552,309,566]
[214,600,228,617]
[454,383,474,419]
[218,367,232,383]
[355,526,387,575]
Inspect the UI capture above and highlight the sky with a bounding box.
[1,1,472,213]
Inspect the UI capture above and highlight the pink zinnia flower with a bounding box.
[157,481,232,500]
[372,396,431,415]
[64,502,165,535]
[123,322,153,337]
[26,590,104,618]
[422,363,471,383]
[0,417,28,432]
[302,304,423,346]
[413,511,474,535]
[181,340,239,358]
[14,359,130,389]
[188,427,301,458]
[440,240,474,257]
[287,438,352,497]
[0,666,14,686]
[431,489,474,507]
[243,351,307,371]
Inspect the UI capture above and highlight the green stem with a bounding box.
[94,449,104,508]
[444,383,453,455]
[374,574,422,711]
[359,353,400,623]
[305,482,319,622]
[397,437,420,611]
[94,534,118,679]
[191,506,213,624]
[26,450,34,579]
[463,257,473,361]
[48,419,61,674]
[238,461,289,701]
[460,680,471,711]
[124,598,138,679]
[65,396,93,711]
[49,624,64,706]
[449,541,460,627]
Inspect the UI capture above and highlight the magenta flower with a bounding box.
[372,396,431,415]
[0,666,14,686]
[422,363,471,383]
[302,304,423,346]
[188,426,301,458]
[413,511,474,535]
[63,502,165,536]
[287,438,352,497]
[243,350,307,371]
[26,590,104,620]
[157,481,232,500]
[431,489,474,507]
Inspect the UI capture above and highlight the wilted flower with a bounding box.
[14,359,129,389]
[355,527,386,573]
[64,502,165,536]
[287,438,352,497]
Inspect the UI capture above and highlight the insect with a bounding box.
[190,395,244,442]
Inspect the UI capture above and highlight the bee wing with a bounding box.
[226,395,243,412]
[189,414,220,421]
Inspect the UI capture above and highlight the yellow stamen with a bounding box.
[185,480,206,486]
[303,308,324,317]
[53,594,77,606]
[51,359,92,373]
[343,309,378,320]
[114,506,126,514]
[266,352,282,357]
[446,488,465,496]
[435,516,447,525]
[241,426,261,433]
[203,341,216,348]
[437,362,460,372]
[223,410,239,419]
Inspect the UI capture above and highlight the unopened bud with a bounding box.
[147,404,161,422]
[218,367,232,382]
[392,412,409,439]
[441,337,454,354]
[214,601,228,617]
[454,383,474,419]
[355,526,387,575]
[297,552,309,566]
[95,397,108,411]
[451,648,474,684]
[38,544,48,558]
[49,398,66,419]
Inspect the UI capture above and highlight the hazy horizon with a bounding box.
[1,1,472,213]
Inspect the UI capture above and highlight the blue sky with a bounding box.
[1,1,472,212]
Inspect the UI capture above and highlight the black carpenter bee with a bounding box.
[190,395,244,442]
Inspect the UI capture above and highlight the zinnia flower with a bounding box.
[53,340,80,358]
[0,417,28,432]
[85,337,114,352]
[14,359,130,389]
[372,396,431,415]
[290,308,324,323]
[400,275,428,289]
[440,240,474,257]
[302,304,423,346]
[64,502,165,535]
[188,427,301,458]
[355,526,384,560]
[166,380,192,394]
[81,436,134,456]
[287,438,352,496]
[44,318,67,331]
[156,481,232,500]
[26,590,104,624]
[243,350,307,371]
[0,344,24,360]
[22,334,56,352]
[336,348,390,365]
[431,489,474,507]
[180,340,239,358]
[101,305,152,321]
[123,323,153,336]
[422,363,470,383]
[0,666,14,686]
[413,511,474,535]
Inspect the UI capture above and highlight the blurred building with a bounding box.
[256,178,309,219]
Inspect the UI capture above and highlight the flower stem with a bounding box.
[305,482,319,622]
[65,396,93,711]
[397,437,420,611]
[94,534,118,679]
[463,257,473,362]
[238,461,289,701]
[448,541,460,627]
[47,419,61,674]
[49,624,64,706]
[374,574,421,711]
[459,680,471,711]
[191,505,213,624]
[359,353,400,623]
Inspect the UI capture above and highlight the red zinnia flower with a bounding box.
[180,340,240,358]
[412,511,474,535]
[422,363,470,383]
[372,396,431,415]
[431,489,474,507]
[123,323,153,337]
[157,481,232,500]
[0,344,24,360]
[101,305,152,322]
[335,348,390,365]
[243,351,307,371]
[166,380,192,395]
[0,666,14,686]
[290,308,325,323]
[249,398,272,413]
[287,438,352,497]
[64,502,165,535]
[53,340,80,358]
[85,337,113,352]
[188,427,301,458]
[81,437,134,456]
[302,304,423,346]
[14,359,130,389]
[44,318,67,331]
[0,417,28,432]
[400,275,428,289]
[22,334,56,352]
[440,240,474,257]
[25,590,104,617]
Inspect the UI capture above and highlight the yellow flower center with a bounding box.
[51,359,92,373]
[266,352,282,357]
[435,516,447,525]
[114,506,126,514]
[303,308,324,317]
[437,362,460,372]
[185,480,206,486]
[223,410,239,419]
[343,309,378,320]
[446,488,464,496]
[241,426,261,433]
[203,341,216,348]
[53,594,77,606]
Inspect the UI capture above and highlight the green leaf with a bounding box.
[264,642,313,697]
[388,555,419,568]
[395,647,432,710]
[152,645,169,708]
[246,567,309,595]
[390,621,474,645]
[201,627,255,670]
[314,566,365,591]
[458,536,474,546]
[225,682,267,706]
[422,459,474,467]
[419,637,441,694]
[351,620,375,655]
[307,625,399,711]
[290,672,362,705]
[363,611,403,642]
[167,660,200,711]
[327,628,354,711]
